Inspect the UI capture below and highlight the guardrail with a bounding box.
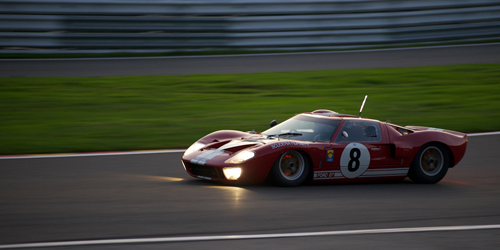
[1,0,500,52]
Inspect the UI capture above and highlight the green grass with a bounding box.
[1,63,499,155]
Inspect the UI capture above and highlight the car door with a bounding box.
[331,119,395,179]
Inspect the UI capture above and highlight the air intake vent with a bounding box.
[188,163,221,179]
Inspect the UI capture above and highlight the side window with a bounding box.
[334,120,382,143]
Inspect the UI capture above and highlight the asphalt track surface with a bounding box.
[1,45,500,249]
[1,43,500,77]
[0,134,500,249]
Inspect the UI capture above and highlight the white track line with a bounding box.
[0,149,186,160]
[0,131,498,160]
[0,224,499,249]
[467,131,500,137]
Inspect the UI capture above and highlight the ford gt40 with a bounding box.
[181,110,467,186]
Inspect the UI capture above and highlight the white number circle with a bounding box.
[340,143,370,178]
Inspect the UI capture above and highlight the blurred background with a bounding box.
[1,0,500,54]
[1,0,500,155]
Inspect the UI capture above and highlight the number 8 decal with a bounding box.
[340,143,370,178]
[348,148,361,172]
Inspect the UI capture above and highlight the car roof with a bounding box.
[301,110,381,123]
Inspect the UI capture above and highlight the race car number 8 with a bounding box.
[340,143,370,178]
[348,148,361,172]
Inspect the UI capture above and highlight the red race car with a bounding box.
[181,109,467,186]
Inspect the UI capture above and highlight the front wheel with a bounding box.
[271,150,310,187]
[408,143,449,184]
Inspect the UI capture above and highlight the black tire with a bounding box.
[271,150,310,187]
[408,143,449,184]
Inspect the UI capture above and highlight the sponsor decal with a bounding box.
[313,170,344,180]
[271,141,309,149]
[314,167,410,180]
[326,149,334,162]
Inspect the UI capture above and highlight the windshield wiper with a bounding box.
[266,132,302,139]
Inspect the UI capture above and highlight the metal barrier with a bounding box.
[1,0,500,52]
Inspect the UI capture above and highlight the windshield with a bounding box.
[263,114,341,142]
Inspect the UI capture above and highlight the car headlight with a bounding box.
[225,151,255,164]
[223,167,242,180]
[184,142,205,156]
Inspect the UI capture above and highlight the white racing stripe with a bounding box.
[1,131,498,160]
[0,224,499,249]
[190,149,224,165]
[314,168,409,179]
[196,150,224,165]
[361,168,409,177]
[190,149,219,165]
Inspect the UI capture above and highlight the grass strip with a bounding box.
[1,63,499,155]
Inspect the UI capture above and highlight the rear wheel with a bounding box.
[272,150,310,186]
[408,143,449,184]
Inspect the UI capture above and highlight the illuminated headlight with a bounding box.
[223,167,242,180]
[225,151,255,164]
[184,142,205,156]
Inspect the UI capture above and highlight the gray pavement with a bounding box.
[0,134,499,249]
[1,43,500,78]
[1,44,499,249]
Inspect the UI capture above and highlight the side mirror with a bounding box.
[270,120,277,127]
[342,131,349,138]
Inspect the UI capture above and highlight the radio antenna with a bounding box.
[359,95,368,117]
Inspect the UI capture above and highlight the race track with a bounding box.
[1,44,500,249]
[0,134,499,249]
[1,43,500,77]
